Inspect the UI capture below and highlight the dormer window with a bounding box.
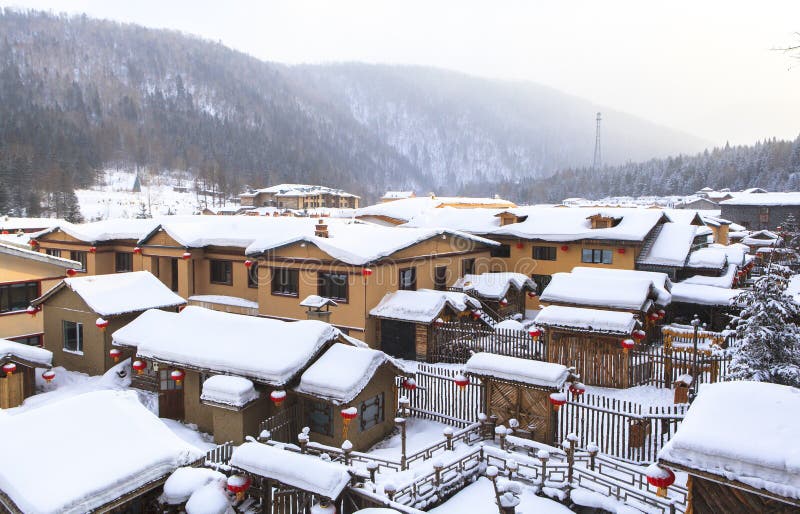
[587,214,622,229]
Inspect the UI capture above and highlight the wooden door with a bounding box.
[170,258,179,292]
[489,381,552,443]
[380,320,416,360]
[158,369,184,420]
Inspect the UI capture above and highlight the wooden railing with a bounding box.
[629,345,731,389]
[258,403,302,443]
[429,325,545,363]
[396,363,484,426]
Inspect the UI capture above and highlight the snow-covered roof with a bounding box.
[381,191,415,200]
[681,265,738,289]
[570,267,672,305]
[659,381,800,501]
[494,319,527,332]
[534,305,637,335]
[464,352,569,389]
[539,272,655,311]
[188,295,258,310]
[201,375,260,408]
[0,338,52,367]
[453,272,536,300]
[246,221,498,266]
[295,343,403,404]
[640,223,698,268]
[36,271,186,316]
[0,216,65,231]
[402,206,506,233]
[743,230,781,247]
[47,218,160,242]
[720,192,800,206]
[708,243,749,267]
[670,283,742,306]
[113,306,338,385]
[686,247,728,269]
[0,390,202,514]
[248,183,359,198]
[300,295,338,309]
[143,216,307,248]
[357,197,514,223]
[0,242,82,270]
[230,442,352,498]
[369,290,479,323]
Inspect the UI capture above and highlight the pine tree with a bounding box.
[63,189,84,223]
[135,202,151,219]
[727,265,800,387]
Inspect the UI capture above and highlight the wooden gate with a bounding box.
[487,379,554,443]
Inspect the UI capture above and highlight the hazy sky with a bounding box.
[5,0,800,146]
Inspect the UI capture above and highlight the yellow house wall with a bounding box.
[0,253,67,339]
[182,370,215,433]
[208,396,271,444]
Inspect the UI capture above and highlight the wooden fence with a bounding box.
[629,345,731,389]
[259,403,302,444]
[557,392,688,464]
[396,362,485,426]
[428,325,545,363]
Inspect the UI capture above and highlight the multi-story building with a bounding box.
[239,184,360,210]
[720,192,800,230]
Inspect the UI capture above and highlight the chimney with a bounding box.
[315,221,329,238]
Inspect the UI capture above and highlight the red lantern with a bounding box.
[26,305,39,316]
[340,406,358,439]
[226,474,252,501]
[646,464,676,497]
[270,390,287,407]
[471,309,482,320]
[178,304,186,312]
[1,230,8,235]
[133,246,141,254]
[362,268,373,277]
[499,298,509,307]
[96,317,109,331]
[89,246,96,254]
[66,268,78,277]
[617,248,626,254]
[454,374,469,390]
[109,348,121,362]
[621,338,636,351]
[560,245,569,252]
[549,392,567,411]
[657,309,666,319]
[244,260,254,269]
[632,329,646,342]
[132,360,146,374]
[434,317,445,327]
[528,327,542,338]
[182,251,191,260]
[2,363,17,375]
[170,369,185,385]
[402,378,417,391]
[41,369,56,383]
[569,382,586,397]
[516,241,524,249]
[648,312,660,322]
[29,239,38,248]
[527,291,537,299]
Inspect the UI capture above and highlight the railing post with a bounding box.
[433,460,443,488]
[489,414,499,441]
[396,417,407,470]
[383,482,397,502]
[366,461,379,486]
[298,427,309,453]
[563,433,578,502]
[496,425,507,450]
[587,442,599,471]
[537,450,549,487]
[444,426,454,451]
[342,440,353,466]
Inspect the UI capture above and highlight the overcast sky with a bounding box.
[5,0,800,146]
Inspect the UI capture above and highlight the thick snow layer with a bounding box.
[0,338,53,367]
[464,353,569,388]
[53,218,161,242]
[787,275,800,304]
[681,264,738,288]
[709,243,749,267]
[230,442,352,498]
[535,305,637,335]
[55,271,186,316]
[453,272,536,299]
[570,267,672,305]
[687,247,728,269]
[358,197,512,224]
[246,220,498,265]
[148,215,312,248]
[720,192,800,206]
[540,272,653,311]
[670,283,742,306]
[0,216,65,231]
[429,477,571,514]
[249,183,358,198]
[184,480,232,514]
[0,241,82,270]
[201,375,260,407]
[402,206,505,233]
[637,222,696,267]
[659,381,800,500]
[370,290,478,323]
[495,319,526,332]
[163,467,226,505]
[113,306,338,385]
[742,230,780,247]
[300,295,339,308]
[189,295,259,309]
[0,390,203,514]
[296,343,393,404]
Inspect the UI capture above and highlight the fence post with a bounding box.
[489,414,499,441]
[563,433,578,502]
[587,442,599,472]
[444,426,454,451]
[367,461,379,486]
[342,440,353,466]
[298,427,309,453]
[496,425,507,450]
[396,417,407,470]
[537,449,549,487]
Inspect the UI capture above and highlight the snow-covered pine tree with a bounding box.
[728,265,800,387]
[63,190,84,223]
[135,202,151,219]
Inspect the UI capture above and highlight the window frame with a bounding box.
[0,281,39,314]
[461,258,475,277]
[532,246,557,261]
[490,244,511,258]
[581,249,613,264]
[247,262,259,289]
[307,399,333,437]
[70,250,87,271]
[531,274,552,293]
[9,334,43,347]
[359,392,385,432]
[399,267,417,291]
[434,266,448,291]
[271,267,299,297]
[62,320,84,354]
[45,248,61,258]
[210,260,233,285]
[115,252,133,273]
[318,272,349,303]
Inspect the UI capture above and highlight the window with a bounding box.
[63,321,83,353]
[70,250,87,271]
[210,260,233,285]
[319,273,348,302]
[581,249,613,264]
[9,334,42,347]
[490,244,511,258]
[271,268,299,296]
[532,274,552,292]
[247,262,259,289]
[399,267,417,291]
[461,258,475,277]
[532,246,557,261]
[45,248,61,258]
[308,400,333,436]
[434,266,448,291]
[115,252,133,272]
[360,393,385,432]
[151,256,160,277]
[0,282,38,314]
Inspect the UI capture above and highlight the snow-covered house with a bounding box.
[239,183,360,209]
[464,352,571,443]
[0,338,52,408]
[369,289,482,360]
[0,390,203,513]
[742,229,782,249]
[452,272,537,319]
[658,381,800,513]
[380,190,416,202]
[32,271,186,376]
[636,222,716,280]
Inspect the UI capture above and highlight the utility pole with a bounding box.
[592,112,602,169]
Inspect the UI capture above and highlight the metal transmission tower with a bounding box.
[592,112,602,169]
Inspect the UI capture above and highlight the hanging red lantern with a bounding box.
[560,245,569,252]
[132,360,147,374]
[109,348,121,362]
[434,317,445,327]
[402,378,417,391]
[620,338,636,351]
[569,382,586,397]
[170,369,186,385]
[340,406,358,439]
[499,297,509,307]
[362,268,373,277]
[26,305,39,316]
[657,309,666,319]
[270,390,287,407]
[96,317,109,331]
[527,291,537,299]
[89,246,97,254]
[41,369,56,383]
[3,363,17,375]
[645,464,676,497]
[182,251,191,260]
[516,241,524,249]
[549,392,567,411]
[66,268,78,277]
[29,239,38,248]
[648,312,660,322]
[454,374,469,390]
[133,246,142,254]
[1,230,8,235]
[632,330,646,342]
[178,304,186,312]
[617,248,626,254]
[226,474,252,501]
[528,327,542,338]
[244,260,254,269]
[471,309,482,320]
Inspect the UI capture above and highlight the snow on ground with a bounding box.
[368,418,453,460]
[161,419,216,452]
[428,477,571,514]
[588,385,674,406]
